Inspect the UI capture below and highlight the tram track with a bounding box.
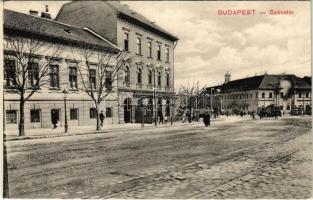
[101,131,301,199]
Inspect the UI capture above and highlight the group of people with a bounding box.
[181,111,211,127]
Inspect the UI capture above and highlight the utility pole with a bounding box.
[210,88,213,115]
[153,69,157,126]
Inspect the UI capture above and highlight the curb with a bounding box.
[4,121,204,142]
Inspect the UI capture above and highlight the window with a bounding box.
[105,71,112,91]
[166,73,170,87]
[106,107,112,117]
[148,70,152,84]
[148,41,152,58]
[158,71,161,86]
[280,92,284,98]
[89,69,96,89]
[50,65,59,88]
[6,110,17,124]
[269,92,272,98]
[256,92,258,98]
[306,92,309,98]
[287,105,290,110]
[137,68,142,84]
[250,93,252,98]
[69,67,78,89]
[299,93,302,98]
[28,62,39,88]
[30,109,40,123]
[70,108,78,120]
[165,47,169,62]
[4,59,16,87]
[262,92,265,98]
[157,44,161,60]
[125,66,130,83]
[124,32,129,51]
[90,108,97,119]
[136,37,142,55]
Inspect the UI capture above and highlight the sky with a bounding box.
[4,1,311,88]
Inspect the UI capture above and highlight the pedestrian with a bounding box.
[203,111,210,127]
[164,115,168,125]
[100,111,105,127]
[159,113,164,125]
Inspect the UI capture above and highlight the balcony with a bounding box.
[123,82,130,88]
[147,84,153,90]
[165,87,172,92]
[136,83,143,90]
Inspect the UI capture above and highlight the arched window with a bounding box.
[124,66,130,83]
[148,70,152,85]
[137,68,142,84]
[166,73,170,87]
[158,71,161,86]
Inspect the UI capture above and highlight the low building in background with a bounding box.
[203,73,311,115]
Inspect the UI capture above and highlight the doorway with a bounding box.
[51,109,60,126]
[124,98,132,123]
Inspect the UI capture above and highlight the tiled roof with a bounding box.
[4,9,119,51]
[206,74,311,93]
[56,1,178,42]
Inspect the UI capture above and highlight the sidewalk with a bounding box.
[4,121,201,141]
[3,116,246,141]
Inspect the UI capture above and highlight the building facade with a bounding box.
[204,73,311,115]
[56,1,179,124]
[3,9,120,130]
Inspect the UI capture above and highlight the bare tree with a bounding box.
[3,32,63,136]
[70,45,132,131]
[176,81,202,123]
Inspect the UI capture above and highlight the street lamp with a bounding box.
[142,98,148,128]
[62,89,68,133]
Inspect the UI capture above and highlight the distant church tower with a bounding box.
[224,71,231,83]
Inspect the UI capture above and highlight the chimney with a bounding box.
[29,10,38,16]
[224,71,231,84]
[41,5,51,19]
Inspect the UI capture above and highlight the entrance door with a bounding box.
[124,98,132,123]
[51,109,60,125]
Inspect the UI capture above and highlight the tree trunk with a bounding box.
[3,141,9,197]
[19,97,25,136]
[96,105,101,131]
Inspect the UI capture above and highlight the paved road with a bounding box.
[5,116,312,198]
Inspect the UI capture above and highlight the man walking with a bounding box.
[100,111,105,127]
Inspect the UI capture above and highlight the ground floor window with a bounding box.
[70,108,79,120]
[6,110,17,124]
[90,108,97,119]
[287,105,290,110]
[106,107,112,117]
[30,109,40,123]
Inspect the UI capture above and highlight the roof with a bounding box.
[4,9,120,52]
[205,74,311,94]
[56,1,178,42]
[105,1,178,41]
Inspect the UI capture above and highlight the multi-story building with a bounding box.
[56,1,179,123]
[204,73,311,115]
[3,9,120,130]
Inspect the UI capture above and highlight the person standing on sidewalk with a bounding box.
[100,111,105,127]
[203,111,210,127]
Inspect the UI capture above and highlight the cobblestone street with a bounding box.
[5,116,312,198]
